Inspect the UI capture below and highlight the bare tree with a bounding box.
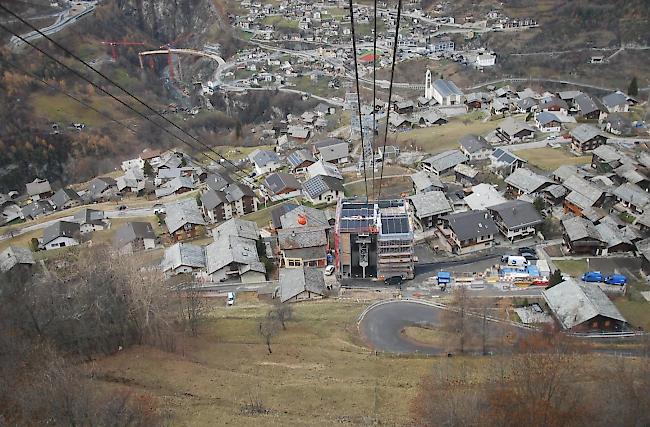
[268,304,293,330]
[180,283,204,337]
[258,317,281,354]
[441,286,474,353]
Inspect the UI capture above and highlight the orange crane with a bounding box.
[160,32,192,80]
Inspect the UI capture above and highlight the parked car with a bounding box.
[324,265,335,276]
[117,204,127,211]
[520,252,538,261]
[384,276,403,287]
[226,292,235,306]
[605,274,627,285]
[581,271,603,283]
[532,277,549,287]
[518,247,535,255]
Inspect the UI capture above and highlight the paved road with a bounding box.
[9,2,97,52]
[466,77,650,93]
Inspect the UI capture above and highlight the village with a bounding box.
[1,61,649,336]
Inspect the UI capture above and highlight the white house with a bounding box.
[249,149,282,175]
[427,78,464,106]
[476,53,496,67]
[41,221,80,251]
[162,243,206,276]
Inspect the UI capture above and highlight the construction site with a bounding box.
[334,198,415,280]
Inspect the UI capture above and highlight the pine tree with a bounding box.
[628,77,639,97]
[547,269,563,289]
[143,160,154,178]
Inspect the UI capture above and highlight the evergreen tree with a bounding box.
[547,269,563,289]
[143,160,154,178]
[628,76,639,97]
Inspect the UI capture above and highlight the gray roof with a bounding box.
[491,147,526,166]
[21,200,53,218]
[488,200,543,229]
[602,91,627,109]
[0,246,35,272]
[88,177,117,195]
[562,176,603,208]
[571,124,605,144]
[314,137,345,150]
[543,279,626,329]
[516,97,538,111]
[280,205,330,229]
[411,171,444,193]
[26,178,51,196]
[201,189,228,210]
[539,97,568,111]
[409,191,452,218]
[432,79,463,97]
[280,267,326,303]
[155,176,196,198]
[249,149,280,168]
[592,145,622,163]
[278,227,327,250]
[307,160,343,180]
[50,187,80,208]
[42,220,80,245]
[459,134,491,154]
[614,164,646,185]
[317,142,349,162]
[422,150,467,173]
[206,173,232,191]
[637,237,650,261]
[164,198,205,234]
[574,94,599,115]
[453,163,478,178]
[504,168,551,194]
[544,184,568,198]
[562,216,603,242]
[536,111,561,126]
[162,243,206,272]
[113,221,156,249]
[613,183,650,208]
[213,218,260,241]
[637,210,650,228]
[265,172,301,195]
[205,234,265,276]
[442,210,498,241]
[499,117,535,137]
[287,149,316,168]
[73,208,105,225]
[594,222,632,249]
[302,175,343,199]
[637,152,650,169]
[224,182,255,202]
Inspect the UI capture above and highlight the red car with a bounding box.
[532,278,549,286]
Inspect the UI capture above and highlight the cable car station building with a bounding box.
[334,198,415,280]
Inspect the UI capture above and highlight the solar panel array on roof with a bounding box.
[339,218,373,231]
[303,176,328,197]
[341,205,374,218]
[381,216,410,234]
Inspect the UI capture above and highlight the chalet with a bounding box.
[0,194,21,226]
[504,168,552,196]
[562,175,607,216]
[488,200,543,241]
[302,175,344,205]
[164,199,206,241]
[515,97,538,114]
[41,221,80,251]
[307,159,343,180]
[410,171,445,194]
[155,176,196,198]
[49,187,81,211]
[570,124,608,154]
[539,97,568,114]
[73,208,108,233]
[574,94,606,121]
[113,221,156,254]
[272,205,331,231]
[265,172,302,201]
[605,113,633,136]
[26,178,53,201]
[602,91,629,113]
[315,140,349,164]
[162,243,206,276]
[613,183,649,214]
[439,210,498,255]
[591,145,626,171]
[249,149,282,175]
[278,227,328,268]
[454,163,479,186]
[421,150,468,176]
[543,279,626,331]
[280,267,326,303]
[394,100,415,114]
[542,184,568,206]
[491,98,510,116]
[458,134,492,161]
[140,148,163,168]
[0,246,35,272]
[496,118,535,143]
[534,112,562,133]
[464,183,507,211]
[595,222,636,254]
[287,149,316,173]
[21,200,53,220]
[205,227,266,283]
[88,177,118,201]
[408,191,453,229]
[490,148,527,177]
[562,216,606,255]
[613,164,649,190]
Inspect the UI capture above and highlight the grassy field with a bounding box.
[517,147,591,171]
[614,299,650,331]
[401,326,447,346]
[261,15,299,30]
[395,116,503,155]
[89,299,488,426]
[241,200,295,227]
[344,176,412,198]
[29,92,129,127]
[553,260,588,277]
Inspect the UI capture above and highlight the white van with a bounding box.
[226,292,235,306]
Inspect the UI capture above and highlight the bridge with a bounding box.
[138,48,225,69]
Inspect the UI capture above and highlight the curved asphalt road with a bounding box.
[359,301,447,355]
